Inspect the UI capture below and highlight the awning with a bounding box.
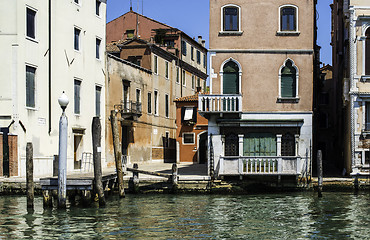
[184,107,194,121]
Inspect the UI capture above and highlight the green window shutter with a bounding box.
[243,133,276,156]
[281,74,296,98]
[223,72,238,94]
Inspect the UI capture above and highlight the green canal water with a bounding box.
[0,192,369,239]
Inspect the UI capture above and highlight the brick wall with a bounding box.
[0,133,3,176]
[8,135,18,177]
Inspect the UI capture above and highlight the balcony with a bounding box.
[118,100,142,120]
[218,156,301,176]
[198,94,242,114]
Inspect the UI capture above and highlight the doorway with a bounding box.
[74,135,83,169]
[199,132,208,164]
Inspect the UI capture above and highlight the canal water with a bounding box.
[0,192,369,239]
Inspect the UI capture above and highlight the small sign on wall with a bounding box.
[153,128,158,135]
[38,118,46,126]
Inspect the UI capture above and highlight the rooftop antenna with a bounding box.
[142,0,144,15]
[130,0,132,11]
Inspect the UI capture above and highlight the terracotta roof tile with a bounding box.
[174,94,199,102]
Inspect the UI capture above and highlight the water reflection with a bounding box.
[0,192,369,239]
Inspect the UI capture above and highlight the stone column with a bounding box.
[276,134,282,156]
[238,134,244,156]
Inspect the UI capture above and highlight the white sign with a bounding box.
[38,118,46,126]
[97,147,102,153]
[153,128,158,135]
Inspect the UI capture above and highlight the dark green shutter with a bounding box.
[223,72,238,94]
[281,74,296,98]
[243,133,277,156]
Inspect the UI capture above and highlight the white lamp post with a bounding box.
[58,91,69,208]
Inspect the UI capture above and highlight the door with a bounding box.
[243,133,277,156]
[0,127,9,177]
[122,126,129,156]
[199,132,207,164]
[74,135,83,169]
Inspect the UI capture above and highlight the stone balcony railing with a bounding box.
[198,94,242,113]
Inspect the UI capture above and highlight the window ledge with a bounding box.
[277,97,300,103]
[219,31,243,36]
[276,31,300,36]
[26,36,39,43]
[25,106,37,111]
[360,75,370,82]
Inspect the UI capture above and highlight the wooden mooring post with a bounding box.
[317,150,323,197]
[132,163,139,193]
[26,142,34,209]
[110,110,125,197]
[172,163,178,192]
[92,117,106,206]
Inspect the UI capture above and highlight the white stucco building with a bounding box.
[0,0,106,177]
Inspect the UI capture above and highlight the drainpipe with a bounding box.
[180,34,183,97]
[349,8,356,173]
[48,0,52,135]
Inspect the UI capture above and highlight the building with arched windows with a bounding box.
[199,0,319,183]
[332,0,370,176]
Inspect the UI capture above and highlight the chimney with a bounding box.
[198,36,202,44]
[201,40,206,47]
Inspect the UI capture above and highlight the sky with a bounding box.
[107,0,332,65]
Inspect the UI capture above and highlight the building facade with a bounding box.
[335,0,370,175]
[199,0,317,180]
[0,0,106,177]
[105,11,207,164]
[174,93,208,163]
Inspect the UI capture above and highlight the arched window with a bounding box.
[280,59,298,98]
[222,5,240,32]
[280,6,297,32]
[223,60,239,94]
[366,28,370,75]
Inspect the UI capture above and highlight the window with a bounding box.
[366,28,370,75]
[181,107,197,123]
[223,6,239,31]
[281,133,295,156]
[280,6,297,32]
[26,66,36,108]
[176,67,180,83]
[191,46,194,60]
[243,133,276,156]
[203,80,206,92]
[365,102,370,131]
[225,133,239,156]
[74,0,79,4]
[26,8,36,39]
[280,59,298,98]
[154,90,158,115]
[164,132,170,148]
[74,27,81,51]
[165,61,169,79]
[203,54,206,68]
[136,89,141,113]
[148,92,152,114]
[165,94,169,118]
[197,50,201,64]
[126,29,135,39]
[319,92,329,105]
[96,38,101,59]
[183,133,195,144]
[319,112,328,129]
[74,80,81,114]
[182,70,186,86]
[95,86,101,116]
[192,75,195,89]
[222,60,239,94]
[96,0,101,16]
[197,77,201,88]
[154,55,158,74]
[127,56,142,66]
[181,40,187,56]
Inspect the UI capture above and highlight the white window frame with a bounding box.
[74,26,82,52]
[25,64,37,110]
[147,91,152,114]
[176,67,180,84]
[219,58,242,94]
[165,93,169,118]
[95,84,102,117]
[192,75,195,90]
[136,88,141,103]
[154,90,159,116]
[182,132,195,145]
[96,0,101,17]
[220,4,242,34]
[96,37,102,60]
[165,61,169,79]
[74,78,82,115]
[278,58,299,100]
[26,6,37,42]
[154,55,158,75]
[278,4,299,34]
[361,24,370,77]
[182,70,186,86]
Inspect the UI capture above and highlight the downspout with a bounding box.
[180,34,183,97]
[349,7,356,173]
[48,0,52,135]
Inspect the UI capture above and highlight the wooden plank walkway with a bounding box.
[40,170,117,191]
